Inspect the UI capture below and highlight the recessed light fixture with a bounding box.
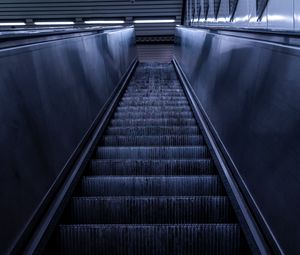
[84,20,125,24]
[134,19,176,24]
[0,22,26,26]
[34,21,74,25]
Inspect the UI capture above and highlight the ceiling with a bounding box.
[0,0,184,41]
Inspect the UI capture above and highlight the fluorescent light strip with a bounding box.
[134,19,175,24]
[84,20,124,24]
[0,22,25,26]
[34,21,74,25]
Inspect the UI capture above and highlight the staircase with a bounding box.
[53,63,249,254]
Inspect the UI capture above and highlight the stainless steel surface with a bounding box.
[0,25,123,40]
[187,0,300,32]
[174,26,300,254]
[0,27,136,255]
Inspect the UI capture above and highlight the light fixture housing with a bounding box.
[134,19,176,24]
[0,22,26,26]
[34,21,74,26]
[84,20,125,24]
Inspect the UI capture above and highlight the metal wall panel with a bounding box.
[247,0,267,29]
[214,0,221,19]
[187,0,300,31]
[229,0,239,20]
[207,0,215,21]
[189,0,202,25]
[295,0,300,31]
[217,0,229,23]
[0,27,136,255]
[267,0,294,31]
[203,0,209,19]
[231,0,250,27]
[256,0,268,18]
[174,26,300,254]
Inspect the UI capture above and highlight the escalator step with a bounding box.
[56,224,241,255]
[126,88,183,92]
[110,118,196,127]
[78,176,224,196]
[121,96,187,101]
[113,111,194,119]
[121,96,186,100]
[106,126,200,136]
[49,63,248,255]
[67,196,235,224]
[116,106,191,112]
[89,159,215,176]
[100,135,204,146]
[123,93,185,97]
[119,101,189,106]
[95,146,210,159]
[127,84,181,87]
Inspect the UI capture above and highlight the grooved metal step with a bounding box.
[89,159,216,176]
[95,146,210,159]
[119,101,189,106]
[110,118,196,127]
[106,126,200,135]
[121,96,187,101]
[116,106,191,112]
[51,63,248,254]
[126,88,183,91]
[100,135,204,146]
[78,176,224,196]
[57,224,241,255]
[125,88,183,91]
[113,111,194,119]
[67,196,235,224]
[123,93,186,97]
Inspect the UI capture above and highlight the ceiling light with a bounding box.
[0,22,25,26]
[34,21,74,25]
[134,19,176,24]
[84,20,125,24]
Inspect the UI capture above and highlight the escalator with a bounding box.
[49,63,250,254]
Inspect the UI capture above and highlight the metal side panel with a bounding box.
[174,26,300,254]
[22,58,139,255]
[0,27,137,255]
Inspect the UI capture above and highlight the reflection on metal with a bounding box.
[214,0,221,19]
[257,0,269,20]
[197,0,202,22]
[204,0,209,20]
[229,0,239,21]
[0,27,137,255]
[174,25,298,255]
[0,26,125,42]
[192,3,196,23]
